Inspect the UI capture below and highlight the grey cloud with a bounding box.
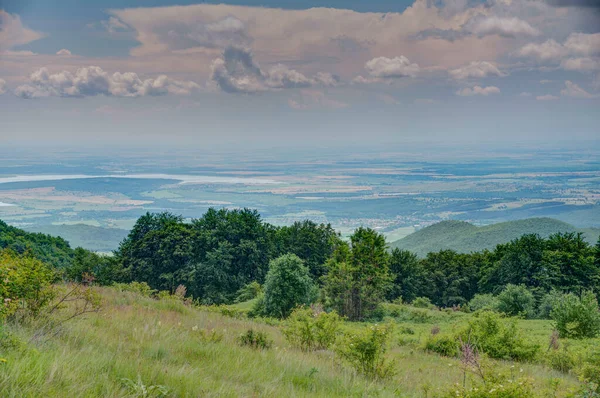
[449,61,505,80]
[210,47,339,93]
[543,0,600,8]
[561,80,597,98]
[456,85,501,96]
[160,16,251,51]
[14,66,200,99]
[412,28,470,42]
[465,16,540,38]
[0,79,6,95]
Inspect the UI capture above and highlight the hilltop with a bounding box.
[389,217,599,257]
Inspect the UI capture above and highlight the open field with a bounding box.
[1,286,593,397]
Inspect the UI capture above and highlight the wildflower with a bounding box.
[192,325,198,331]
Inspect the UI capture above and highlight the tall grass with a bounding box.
[0,287,586,397]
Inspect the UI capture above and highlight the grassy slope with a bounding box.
[0,287,584,397]
[22,224,129,253]
[389,217,595,257]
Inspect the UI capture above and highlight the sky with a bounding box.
[1,0,599,148]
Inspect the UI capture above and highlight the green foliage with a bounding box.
[112,281,156,297]
[66,248,122,285]
[335,322,395,379]
[442,376,535,398]
[458,311,540,361]
[551,291,600,339]
[121,375,170,397]
[468,294,500,312]
[412,296,434,309]
[323,228,392,321]
[387,249,423,303]
[544,346,576,373]
[538,290,562,319]
[496,284,536,318]
[282,307,341,351]
[262,254,315,318]
[0,250,57,320]
[0,219,74,268]
[237,329,272,350]
[424,334,460,357]
[234,281,262,303]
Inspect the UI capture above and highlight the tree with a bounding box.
[275,220,341,279]
[261,254,315,318]
[496,284,536,318]
[387,249,423,303]
[323,227,391,321]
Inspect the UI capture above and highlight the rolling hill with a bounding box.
[389,217,599,257]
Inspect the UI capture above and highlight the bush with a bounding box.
[468,294,499,312]
[538,290,562,319]
[237,329,272,350]
[262,254,315,318]
[551,291,600,339]
[335,323,395,379]
[412,297,434,309]
[112,281,156,297]
[458,311,539,361]
[544,347,576,373]
[282,307,341,351]
[424,334,459,357]
[0,250,57,320]
[235,281,262,303]
[496,284,535,318]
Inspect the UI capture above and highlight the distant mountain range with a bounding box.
[23,224,128,253]
[389,217,600,257]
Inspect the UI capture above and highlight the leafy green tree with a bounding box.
[261,254,315,318]
[496,284,536,318]
[551,291,600,338]
[275,220,341,279]
[66,247,123,285]
[387,249,423,303]
[323,227,391,321]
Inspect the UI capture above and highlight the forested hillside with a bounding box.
[23,224,129,253]
[389,217,597,257]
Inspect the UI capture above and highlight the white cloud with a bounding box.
[14,66,201,99]
[56,49,72,56]
[468,17,540,38]
[564,33,600,57]
[210,47,338,93]
[449,61,504,80]
[364,56,420,78]
[0,79,6,95]
[560,80,596,98]
[456,85,501,96]
[518,39,567,61]
[536,94,559,100]
[560,57,600,71]
[0,10,44,51]
[101,17,131,34]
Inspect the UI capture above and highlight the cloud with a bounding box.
[101,17,131,34]
[456,85,501,96]
[518,33,600,66]
[412,28,469,42]
[14,66,201,99]
[536,94,559,100]
[449,61,505,80]
[560,80,596,98]
[0,10,44,51]
[364,56,420,78]
[210,46,338,93]
[0,79,6,95]
[56,49,72,56]
[543,0,600,8]
[467,16,540,38]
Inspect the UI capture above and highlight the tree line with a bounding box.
[3,209,600,321]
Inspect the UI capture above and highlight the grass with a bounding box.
[0,287,591,397]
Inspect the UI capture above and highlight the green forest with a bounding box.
[2,209,600,397]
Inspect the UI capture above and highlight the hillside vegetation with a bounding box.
[389,217,598,257]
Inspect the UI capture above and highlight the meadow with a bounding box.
[0,286,594,398]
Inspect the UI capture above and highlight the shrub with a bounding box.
[282,307,341,351]
[544,347,576,373]
[112,281,156,297]
[195,328,224,343]
[458,311,539,361]
[237,329,272,350]
[551,291,600,339]
[424,335,460,357]
[496,284,535,318]
[398,326,415,335]
[235,281,262,303]
[468,294,499,312]
[538,290,562,319]
[412,297,434,309]
[0,250,57,320]
[335,323,395,379]
[262,254,315,318]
